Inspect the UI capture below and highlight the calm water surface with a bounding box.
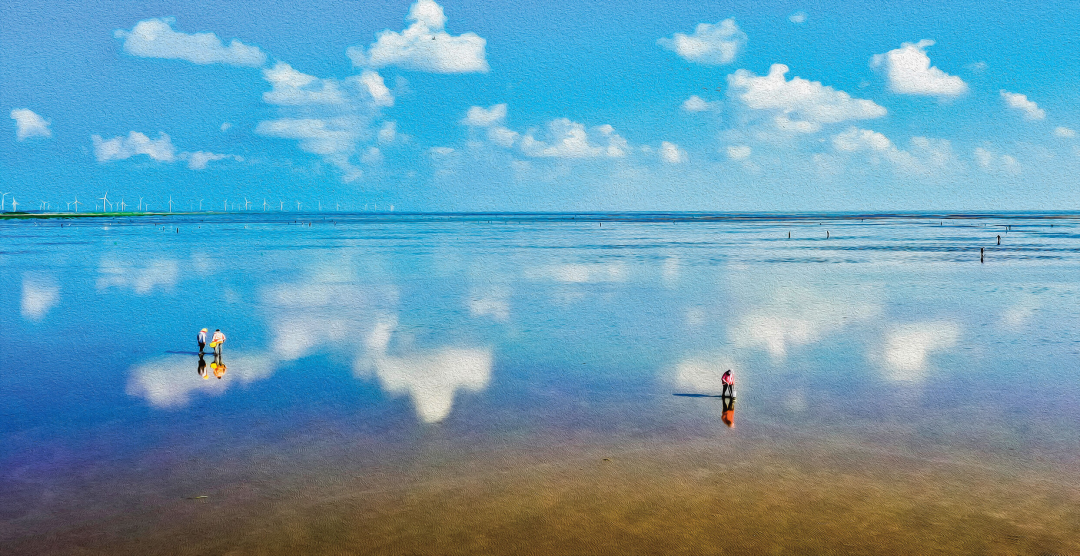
[2,213,1079,554]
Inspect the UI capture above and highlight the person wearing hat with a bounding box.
[197,328,208,353]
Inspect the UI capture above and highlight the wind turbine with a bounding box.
[262,199,268,211]
[224,199,228,212]
[168,196,174,213]
[99,191,112,212]
[1,192,10,211]
[296,200,302,211]
[279,200,284,211]
[199,199,204,211]
[10,198,17,212]
[138,197,143,211]
[40,201,46,210]
[72,196,81,213]
[119,199,127,211]
[244,198,251,211]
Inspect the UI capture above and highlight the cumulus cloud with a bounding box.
[520,118,628,158]
[257,63,395,182]
[10,109,52,141]
[974,147,1021,175]
[92,131,177,163]
[114,17,265,67]
[789,12,807,23]
[347,0,488,73]
[181,151,242,170]
[1000,90,1045,120]
[870,40,967,98]
[726,144,751,160]
[660,141,687,163]
[460,104,520,147]
[832,127,961,175]
[21,274,59,321]
[658,18,746,65]
[262,62,348,105]
[461,103,507,127]
[727,64,886,132]
[1055,126,1076,138]
[256,118,364,180]
[881,321,960,382]
[681,95,717,112]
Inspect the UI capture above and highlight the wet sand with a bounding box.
[5,420,1079,556]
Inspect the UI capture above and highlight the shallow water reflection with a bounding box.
[4,214,1080,553]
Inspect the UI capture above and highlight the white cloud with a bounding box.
[347,0,488,73]
[658,18,746,65]
[181,151,242,170]
[974,146,1021,175]
[967,61,987,73]
[833,127,893,152]
[92,131,176,163]
[870,39,967,98]
[881,322,960,382]
[430,146,455,156]
[1000,90,1045,120]
[361,146,383,165]
[520,118,628,159]
[220,122,232,132]
[257,62,393,182]
[789,12,807,24]
[832,127,960,175]
[262,62,348,106]
[726,144,751,160]
[660,141,687,164]
[377,121,398,143]
[681,95,717,112]
[21,274,59,321]
[727,64,886,132]
[1055,126,1076,138]
[10,109,52,141]
[114,17,266,67]
[461,103,507,127]
[256,118,364,181]
[487,126,519,147]
[358,70,395,107]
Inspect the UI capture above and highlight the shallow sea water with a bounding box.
[2,213,1080,554]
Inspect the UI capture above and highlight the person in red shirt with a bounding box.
[721,369,735,399]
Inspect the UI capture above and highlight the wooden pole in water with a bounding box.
[981,247,984,263]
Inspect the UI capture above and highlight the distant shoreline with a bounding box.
[3,210,1080,222]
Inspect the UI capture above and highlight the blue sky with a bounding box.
[2,0,1078,211]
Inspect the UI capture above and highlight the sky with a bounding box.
[2,0,1079,212]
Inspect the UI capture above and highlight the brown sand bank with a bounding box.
[4,430,1078,556]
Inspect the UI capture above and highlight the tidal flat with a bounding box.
[3,213,1079,554]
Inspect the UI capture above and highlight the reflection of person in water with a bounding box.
[198,354,207,379]
[721,369,735,399]
[721,396,735,428]
[197,328,207,353]
[211,353,226,379]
